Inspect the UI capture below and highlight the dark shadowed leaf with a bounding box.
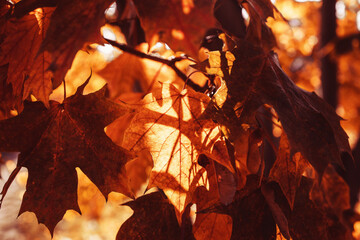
[0,80,133,234]
[133,0,216,57]
[39,0,113,86]
[269,133,309,208]
[116,191,193,240]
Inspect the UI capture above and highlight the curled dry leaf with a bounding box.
[0,80,133,234]
[122,83,234,222]
[0,8,53,108]
[133,0,216,57]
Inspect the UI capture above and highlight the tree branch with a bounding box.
[105,39,207,92]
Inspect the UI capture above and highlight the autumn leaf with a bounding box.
[193,186,233,240]
[0,80,133,234]
[116,191,194,240]
[122,83,234,222]
[39,0,113,86]
[213,0,246,39]
[0,64,16,118]
[269,133,309,209]
[0,8,53,108]
[287,177,329,240]
[245,0,274,21]
[193,156,234,240]
[264,53,351,178]
[197,43,351,179]
[133,0,217,57]
[210,175,277,240]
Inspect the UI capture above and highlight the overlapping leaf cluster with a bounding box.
[0,0,356,239]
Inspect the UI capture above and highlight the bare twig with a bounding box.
[105,39,207,92]
[63,79,66,100]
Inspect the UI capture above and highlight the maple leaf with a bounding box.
[269,133,309,209]
[0,8,53,108]
[122,83,234,222]
[39,0,113,86]
[132,0,216,57]
[0,80,133,234]
[116,191,195,240]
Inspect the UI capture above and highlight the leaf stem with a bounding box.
[105,39,207,92]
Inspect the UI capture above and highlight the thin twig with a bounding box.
[105,39,207,92]
[63,79,67,100]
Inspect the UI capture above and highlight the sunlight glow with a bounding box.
[294,0,320,3]
[336,1,346,19]
[357,11,360,31]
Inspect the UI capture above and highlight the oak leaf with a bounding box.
[197,43,351,179]
[0,80,133,234]
[0,8,53,108]
[133,0,216,57]
[122,83,234,222]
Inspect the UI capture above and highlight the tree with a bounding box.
[0,0,358,239]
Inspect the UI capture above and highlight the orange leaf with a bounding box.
[0,8,54,108]
[122,83,234,222]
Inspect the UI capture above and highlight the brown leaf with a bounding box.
[122,83,234,222]
[133,0,216,57]
[116,191,193,240]
[261,183,290,240]
[288,177,329,240]
[193,186,233,240]
[222,175,276,240]
[245,0,274,21]
[269,133,309,209]
[213,0,246,39]
[311,165,351,218]
[125,150,153,197]
[12,0,57,18]
[198,43,351,179]
[0,8,54,108]
[193,156,234,240]
[0,64,16,118]
[0,80,133,234]
[264,53,351,178]
[39,0,113,86]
